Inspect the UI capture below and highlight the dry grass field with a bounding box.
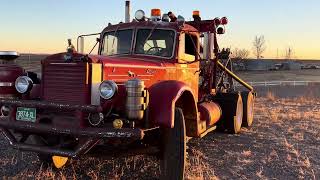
[0,96,319,179]
[237,69,320,82]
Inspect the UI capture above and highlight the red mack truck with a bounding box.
[0,3,255,179]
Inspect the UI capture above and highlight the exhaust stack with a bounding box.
[125,1,131,23]
[78,37,84,54]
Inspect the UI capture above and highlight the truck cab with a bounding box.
[0,6,255,180]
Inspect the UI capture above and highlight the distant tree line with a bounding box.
[231,35,267,60]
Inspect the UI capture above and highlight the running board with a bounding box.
[199,125,217,138]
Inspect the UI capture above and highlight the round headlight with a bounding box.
[135,10,145,21]
[99,80,118,100]
[15,76,33,94]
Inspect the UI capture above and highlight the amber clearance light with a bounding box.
[151,8,161,17]
[193,10,200,17]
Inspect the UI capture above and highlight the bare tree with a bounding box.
[232,48,250,60]
[252,35,266,59]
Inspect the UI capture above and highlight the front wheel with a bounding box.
[160,108,186,180]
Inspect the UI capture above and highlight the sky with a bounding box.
[0,0,319,59]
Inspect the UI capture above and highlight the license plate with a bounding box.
[16,107,37,122]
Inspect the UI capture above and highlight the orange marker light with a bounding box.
[151,9,161,17]
[193,10,200,17]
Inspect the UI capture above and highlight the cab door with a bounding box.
[176,31,200,99]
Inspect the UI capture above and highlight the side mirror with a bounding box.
[78,36,84,54]
[0,51,20,62]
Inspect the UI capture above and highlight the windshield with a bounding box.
[101,29,133,56]
[135,29,175,58]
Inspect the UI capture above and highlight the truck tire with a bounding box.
[214,93,243,134]
[241,91,254,127]
[160,108,186,180]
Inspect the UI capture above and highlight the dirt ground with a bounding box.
[0,96,319,179]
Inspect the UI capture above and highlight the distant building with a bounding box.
[233,59,304,71]
[281,61,302,70]
[243,60,274,71]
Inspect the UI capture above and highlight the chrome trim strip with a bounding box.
[0,94,16,99]
[108,74,129,77]
[50,63,78,65]
[112,79,150,82]
[104,63,166,69]
[0,82,14,87]
[0,51,19,56]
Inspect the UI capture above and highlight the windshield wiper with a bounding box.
[110,25,120,55]
[141,24,158,48]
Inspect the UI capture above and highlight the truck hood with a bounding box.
[89,55,166,68]
[89,55,170,86]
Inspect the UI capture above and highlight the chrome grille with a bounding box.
[42,63,89,105]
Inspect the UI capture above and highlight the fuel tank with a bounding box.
[198,101,222,126]
[0,64,24,98]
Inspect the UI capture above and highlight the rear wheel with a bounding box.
[214,93,243,134]
[241,91,254,127]
[160,108,186,180]
[226,95,243,134]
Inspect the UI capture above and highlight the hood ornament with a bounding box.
[67,39,76,53]
[64,39,75,62]
[128,70,135,77]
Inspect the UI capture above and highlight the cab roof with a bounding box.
[101,21,199,34]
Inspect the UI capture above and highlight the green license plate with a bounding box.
[16,107,37,122]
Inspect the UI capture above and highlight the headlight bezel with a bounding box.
[135,10,146,21]
[99,80,118,100]
[15,76,33,94]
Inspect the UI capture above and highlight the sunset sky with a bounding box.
[1,0,319,59]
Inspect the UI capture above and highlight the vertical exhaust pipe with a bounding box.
[125,0,131,23]
[78,36,84,54]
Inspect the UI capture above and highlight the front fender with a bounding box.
[148,80,197,128]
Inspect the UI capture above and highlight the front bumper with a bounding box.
[0,99,145,158]
[0,99,103,113]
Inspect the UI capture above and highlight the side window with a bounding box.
[185,34,198,56]
[179,33,199,62]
